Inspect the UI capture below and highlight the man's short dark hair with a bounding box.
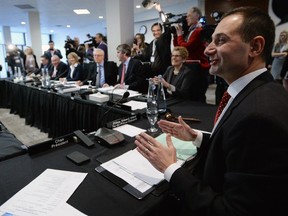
[222,6,275,62]
[41,54,50,60]
[48,40,54,44]
[116,44,131,56]
[151,22,163,31]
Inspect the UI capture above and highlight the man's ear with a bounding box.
[249,36,265,57]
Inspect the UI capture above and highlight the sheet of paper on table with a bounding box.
[123,100,147,111]
[0,169,87,216]
[114,124,146,137]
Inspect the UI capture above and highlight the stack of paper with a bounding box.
[98,134,197,193]
[0,169,87,216]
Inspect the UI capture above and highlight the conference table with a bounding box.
[0,80,132,138]
[0,79,217,215]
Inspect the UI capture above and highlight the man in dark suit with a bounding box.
[116,44,148,94]
[49,54,68,80]
[142,22,171,77]
[95,33,108,61]
[81,48,117,87]
[44,40,63,63]
[135,7,288,216]
[34,54,52,76]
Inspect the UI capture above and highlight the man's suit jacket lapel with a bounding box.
[192,71,273,175]
[211,71,273,138]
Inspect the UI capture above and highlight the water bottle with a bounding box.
[45,69,51,88]
[18,67,23,81]
[41,68,46,87]
[147,78,157,109]
[156,75,167,113]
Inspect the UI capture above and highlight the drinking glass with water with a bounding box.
[146,107,158,132]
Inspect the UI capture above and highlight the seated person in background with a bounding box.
[152,46,206,102]
[23,46,39,75]
[49,54,68,80]
[33,54,51,76]
[77,48,117,87]
[116,44,148,94]
[65,52,84,81]
[131,33,148,61]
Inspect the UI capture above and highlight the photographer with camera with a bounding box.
[83,34,95,62]
[131,33,148,62]
[173,7,210,102]
[64,37,86,63]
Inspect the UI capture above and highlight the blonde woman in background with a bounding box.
[270,30,288,82]
[23,46,39,75]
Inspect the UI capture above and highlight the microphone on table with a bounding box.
[52,68,68,81]
[104,91,130,116]
[93,91,130,146]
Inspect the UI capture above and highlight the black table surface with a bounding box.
[0,79,217,216]
[0,80,132,138]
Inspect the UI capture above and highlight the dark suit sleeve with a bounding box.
[126,59,148,93]
[105,61,118,86]
[169,113,288,216]
[173,67,204,101]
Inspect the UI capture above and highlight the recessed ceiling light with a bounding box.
[21,21,26,25]
[50,30,54,33]
[99,16,103,19]
[66,25,71,28]
[73,9,90,15]
[136,5,141,8]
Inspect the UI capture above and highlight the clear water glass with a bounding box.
[146,107,158,132]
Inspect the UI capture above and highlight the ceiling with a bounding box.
[0,0,191,34]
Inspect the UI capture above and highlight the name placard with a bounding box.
[106,114,141,129]
[28,133,74,155]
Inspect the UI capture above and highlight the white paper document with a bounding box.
[100,149,163,193]
[0,169,87,216]
[123,100,147,111]
[98,133,199,194]
[114,124,146,137]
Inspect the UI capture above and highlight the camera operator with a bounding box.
[84,34,97,62]
[64,37,85,63]
[5,44,25,77]
[173,7,210,102]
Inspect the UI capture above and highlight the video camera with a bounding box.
[64,37,76,49]
[84,34,98,48]
[162,13,189,35]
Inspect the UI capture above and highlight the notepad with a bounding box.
[155,133,197,161]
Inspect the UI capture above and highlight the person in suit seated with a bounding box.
[152,46,206,102]
[135,7,288,215]
[77,48,117,87]
[49,55,68,80]
[65,52,84,81]
[116,44,148,94]
[33,54,51,76]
